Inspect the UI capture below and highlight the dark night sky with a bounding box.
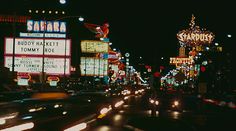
[0,0,235,69]
[69,0,235,68]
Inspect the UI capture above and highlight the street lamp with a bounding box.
[78,16,84,22]
[41,18,47,86]
[11,13,17,83]
[52,16,84,86]
[227,34,232,38]
[125,53,130,84]
[59,0,67,4]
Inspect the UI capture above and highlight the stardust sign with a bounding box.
[177,15,215,46]
[177,29,214,45]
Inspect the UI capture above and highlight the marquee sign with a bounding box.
[4,56,70,75]
[170,57,193,65]
[5,38,71,56]
[177,15,215,46]
[81,40,108,53]
[80,57,108,76]
[4,37,71,75]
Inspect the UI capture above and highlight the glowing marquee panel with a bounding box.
[81,40,108,53]
[80,57,108,76]
[5,56,70,75]
[5,38,71,56]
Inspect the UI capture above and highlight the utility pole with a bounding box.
[11,12,16,86]
[41,19,46,87]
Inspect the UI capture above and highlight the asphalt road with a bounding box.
[87,93,236,131]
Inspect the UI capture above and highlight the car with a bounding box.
[148,92,184,112]
[0,88,113,131]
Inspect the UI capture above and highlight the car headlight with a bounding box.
[0,112,18,125]
[155,100,159,105]
[100,105,112,115]
[114,101,124,108]
[98,105,112,119]
[1,122,34,131]
[127,91,131,94]
[173,101,179,106]
[64,122,87,131]
[0,119,6,125]
[124,96,129,100]
[100,107,109,115]
[149,99,154,104]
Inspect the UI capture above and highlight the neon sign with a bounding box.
[177,28,214,45]
[177,15,215,46]
[169,57,193,65]
[27,20,66,33]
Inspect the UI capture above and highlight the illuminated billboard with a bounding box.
[5,38,71,56]
[110,64,119,72]
[4,37,71,75]
[81,40,108,53]
[177,15,214,46]
[80,57,108,76]
[5,56,70,75]
[169,57,193,65]
[177,29,214,45]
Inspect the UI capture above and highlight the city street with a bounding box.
[0,1,235,131]
[88,92,236,131]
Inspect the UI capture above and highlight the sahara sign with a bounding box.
[27,20,66,33]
